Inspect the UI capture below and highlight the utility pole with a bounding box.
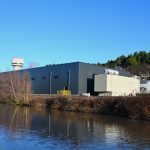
[49,72,52,94]
[67,70,71,90]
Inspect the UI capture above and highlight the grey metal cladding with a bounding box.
[21,62,79,94]
[78,62,105,94]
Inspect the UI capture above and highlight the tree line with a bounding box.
[97,51,150,75]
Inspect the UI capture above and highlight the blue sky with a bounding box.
[0,0,150,71]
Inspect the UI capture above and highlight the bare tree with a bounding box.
[28,62,39,68]
[0,71,33,104]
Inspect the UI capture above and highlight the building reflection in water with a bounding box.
[0,104,150,146]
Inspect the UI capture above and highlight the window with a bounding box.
[54,75,58,79]
[31,77,35,80]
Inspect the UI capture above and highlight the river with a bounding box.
[0,104,149,150]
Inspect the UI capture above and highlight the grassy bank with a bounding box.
[0,95,150,121]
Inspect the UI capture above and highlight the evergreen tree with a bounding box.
[97,50,150,75]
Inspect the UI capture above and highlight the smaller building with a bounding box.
[94,74,140,96]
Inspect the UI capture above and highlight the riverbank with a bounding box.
[0,95,150,121]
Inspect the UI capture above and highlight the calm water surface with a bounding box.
[0,104,150,150]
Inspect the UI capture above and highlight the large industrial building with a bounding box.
[0,61,132,95]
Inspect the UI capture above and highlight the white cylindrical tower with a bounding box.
[11,57,24,71]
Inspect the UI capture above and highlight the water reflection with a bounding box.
[0,105,31,130]
[0,104,150,150]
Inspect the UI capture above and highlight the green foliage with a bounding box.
[127,56,138,66]
[97,51,150,68]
